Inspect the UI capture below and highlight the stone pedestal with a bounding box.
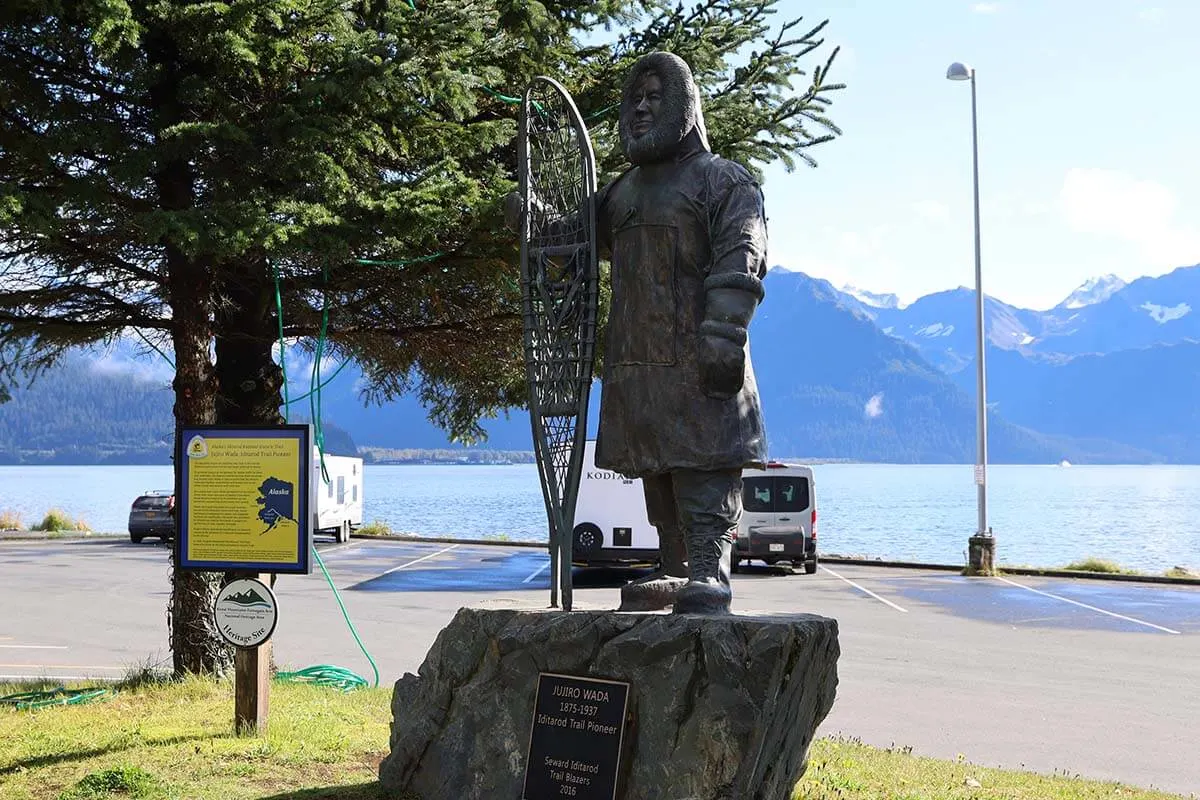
[968,533,996,575]
[378,607,839,800]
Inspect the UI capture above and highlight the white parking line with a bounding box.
[0,673,110,681]
[0,663,123,671]
[372,544,460,579]
[522,559,550,584]
[316,540,362,557]
[995,575,1181,635]
[820,565,908,613]
[0,644,68,650]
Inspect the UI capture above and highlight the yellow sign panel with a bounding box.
[178,426,312,573]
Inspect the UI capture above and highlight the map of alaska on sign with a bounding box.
[256,477,296,534]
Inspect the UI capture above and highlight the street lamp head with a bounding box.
[946,62,974,81]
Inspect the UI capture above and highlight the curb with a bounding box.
[821,556,963,573]
[0,532,125,543]
[352,532,546,549]
[819,555,1200,587]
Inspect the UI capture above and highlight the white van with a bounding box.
[739,464,818,574]
[570,441,818,574]
[312,451,363,543]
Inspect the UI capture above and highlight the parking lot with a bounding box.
[2,536,1199,795]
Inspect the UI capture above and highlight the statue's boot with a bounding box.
[618,525,688,612]
[673,527,733,615]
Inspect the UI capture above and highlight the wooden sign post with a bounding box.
[175,425,314,736]
[235,639,271,733]
[216,574,279,734]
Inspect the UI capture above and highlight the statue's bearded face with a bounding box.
[620,68,689,166]
[629,73,663,140]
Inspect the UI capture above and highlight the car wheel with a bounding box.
[804,557,818,575]
[130,533,143,544]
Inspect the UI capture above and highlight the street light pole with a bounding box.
[947,61,994,573]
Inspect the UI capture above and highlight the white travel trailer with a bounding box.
[312,451,364,543]
[571,440,818,573]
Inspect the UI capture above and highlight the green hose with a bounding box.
[1,686,113,711]
[273,546,381,691]
[265,266,380,692]
[274,665,368,692]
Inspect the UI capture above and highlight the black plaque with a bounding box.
[522,672,630,800]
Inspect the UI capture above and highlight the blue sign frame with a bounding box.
[175,424,314,574]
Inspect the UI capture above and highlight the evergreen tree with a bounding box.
[0,0,843,673]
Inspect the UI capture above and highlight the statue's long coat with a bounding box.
[594,57,769,478]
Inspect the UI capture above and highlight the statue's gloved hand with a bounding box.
[697,273,762,400]
[698,330,745,399]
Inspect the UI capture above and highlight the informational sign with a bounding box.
[176,425,314,574]
[523,673,630,800]
[974,464,986,486]
[214,578,279,649]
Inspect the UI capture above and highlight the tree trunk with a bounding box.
[214,259,287,426]
[167,255,233,676]
[147,27,235,677]
[213,259,289,675]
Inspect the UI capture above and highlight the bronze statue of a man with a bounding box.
[513,52,769,614]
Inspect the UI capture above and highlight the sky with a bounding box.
[753,0,1200,309]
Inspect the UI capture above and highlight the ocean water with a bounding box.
[1,463,1197,572]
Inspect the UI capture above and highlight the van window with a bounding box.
[337,476,345,505]
[328,478,333,499]
[774,476,810,512]
[352,483,358,502]
[742,477,773,513]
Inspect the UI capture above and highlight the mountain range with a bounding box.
[223,588,271,607]
[2,262,1199,464]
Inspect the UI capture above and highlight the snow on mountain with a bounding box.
[1057,274,1127,310]
[841,284,902,310]
[1141,301,1191,324]
[914,322,954,338]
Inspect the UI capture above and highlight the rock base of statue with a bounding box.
[377,607,839,800]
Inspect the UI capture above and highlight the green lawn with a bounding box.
[0,678,1190,800]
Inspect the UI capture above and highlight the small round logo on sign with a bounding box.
[213,578,279,649]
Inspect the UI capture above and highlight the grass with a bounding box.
[1061,557,1133,575]
[29,509,91,533]
[354,520,393,537]
[995,558,1199,581]
[58,765,160,799]
[794,736,1192,799]
[2,678,1192,800]
[0,676,391,800]
[0,509,22,530]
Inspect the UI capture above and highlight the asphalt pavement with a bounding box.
[2,537,1198,795]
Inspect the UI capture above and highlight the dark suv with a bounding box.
[128,490,175,543]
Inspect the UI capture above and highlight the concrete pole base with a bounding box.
[966,533,996,576]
